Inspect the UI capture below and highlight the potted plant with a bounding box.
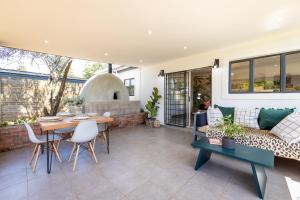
[218,116,245,149]
[64,96,84,114]
[145,87,162,127]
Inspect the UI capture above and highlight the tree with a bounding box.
[83,63,104,79]
[0,47,73,116]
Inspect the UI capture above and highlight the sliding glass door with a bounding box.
[164,71,189,127]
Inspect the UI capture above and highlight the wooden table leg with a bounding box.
[251,163,267,199]
[194,148,211,170]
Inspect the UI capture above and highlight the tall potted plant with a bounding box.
[145,87,162,127]
[218,116,245,149]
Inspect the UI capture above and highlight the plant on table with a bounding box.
[217,115,245,149]
[64,96,84,106]
[63,96,84,114]
[145,87,162,127]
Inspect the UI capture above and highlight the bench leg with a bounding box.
[251,163,267,199]
[194,149,211,170]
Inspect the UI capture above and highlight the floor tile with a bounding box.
[0,125,298,200]
[0,181,28,200]
[126,181,171,200]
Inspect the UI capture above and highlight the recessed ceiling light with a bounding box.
[139,59,143,63]
[44,40,49,44]
[104,52,108,56]
[147,30,152,35]
[183,46,188,50]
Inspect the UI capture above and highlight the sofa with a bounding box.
[193,107,300,162]
[205,126,300,161]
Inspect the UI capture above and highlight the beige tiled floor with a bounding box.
[0,125,299,200]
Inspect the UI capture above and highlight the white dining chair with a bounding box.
[68,120,99,171]
[25,123,62,172]
[54,127,75,150]
[93,112,111,150]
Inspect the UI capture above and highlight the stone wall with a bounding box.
[0,112,147,152]
[0,76,83,121]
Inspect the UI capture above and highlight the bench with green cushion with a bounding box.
[205,127,300,161]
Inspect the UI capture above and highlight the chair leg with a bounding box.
[102,132,107,143]
[32,145,41,173]
[56,140,61,151]
[73,144,80,171]
[88,142,98,163]
[93,137,96,149]
[29,144,38,165]
[52,142,62,163]
[69,143,76,162]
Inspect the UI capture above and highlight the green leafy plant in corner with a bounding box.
[217,115,245,139]
[145,87,162,119]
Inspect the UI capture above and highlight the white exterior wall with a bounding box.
[116,68,141,101]
[139,29,300,125]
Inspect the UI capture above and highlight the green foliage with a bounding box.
[193,93,211,110]
[145,87,162,119]
[0,116,37,127]
[217,116,245,139]
[0,121,9,127]
[295,86,300,90]
[176,81,185,90]
[63,96,84,106]
[83,63,104,79]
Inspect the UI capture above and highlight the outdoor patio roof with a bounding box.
[1,1,300,65]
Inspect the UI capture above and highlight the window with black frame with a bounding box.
[229,51,300,93]
[286,52,300,91]
[253,55,280,93]
[124,78,135,96]
[230,61,250,93]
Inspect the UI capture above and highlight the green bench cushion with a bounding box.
[258,108,294,130]
[214,105,235,121]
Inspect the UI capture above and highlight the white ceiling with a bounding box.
[1,0,300,66]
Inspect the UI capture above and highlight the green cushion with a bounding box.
[214,105,235,121]
[258,108,294,130]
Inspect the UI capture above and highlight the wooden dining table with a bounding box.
[39,116,114,174]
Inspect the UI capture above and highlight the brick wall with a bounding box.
[0,76,83,121]
[111,112,147,128]
[0,112,146,152]
[0,124,41,151]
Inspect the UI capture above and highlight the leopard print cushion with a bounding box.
[206,127,300,161]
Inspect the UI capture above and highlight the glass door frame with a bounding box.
[164,70,189,127]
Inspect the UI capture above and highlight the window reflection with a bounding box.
[230,61,250,92]
[286,53,300,91]
[254,55,280,92]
